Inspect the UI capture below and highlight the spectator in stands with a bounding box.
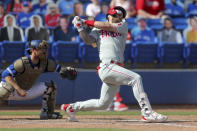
[6,0,23,14]
[131,17,156,42]
[110,0,136,18]
[26,15,49,41]
[95,2,109,22]
[17,2,34,28]
[53,16,76,41]
[58,0,78,16]
[165,0,185,16]
[68,1,86,27]
[32,0,48,16]
[45,3,60,27]
[0,14,24,41]
[158,17,183,43]
[136,0,165,19]
[184,16,197,43]
[86,0,101,18]
[0,2,5,27]
[187,0,197,15]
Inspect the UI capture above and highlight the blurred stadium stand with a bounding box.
[0,0,196,69]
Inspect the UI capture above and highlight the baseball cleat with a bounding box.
[142,111,168,123]
[114,103,128,111]
[40,112,63,120]
[61,104,78,122]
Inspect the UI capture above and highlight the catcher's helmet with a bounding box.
[26,40,48,54]
[106,6,127,19]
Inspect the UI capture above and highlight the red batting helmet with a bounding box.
[106,6,127,19]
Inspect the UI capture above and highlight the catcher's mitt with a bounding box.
[59,67,77,80]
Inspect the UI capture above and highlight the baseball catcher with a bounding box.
[0,40,77,119]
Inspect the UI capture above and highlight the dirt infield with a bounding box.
[1,105,197,131]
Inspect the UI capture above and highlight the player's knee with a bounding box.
[98,103,110,110]
[98,100,111,110]
[128,73,142,86]
[0,82,13,100]
[135,74,142,81]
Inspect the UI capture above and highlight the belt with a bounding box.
[97,60,123,73]
[99,60,123,67]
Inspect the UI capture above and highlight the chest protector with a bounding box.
[14,56,47,90]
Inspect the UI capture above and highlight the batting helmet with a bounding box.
[106,6,127,19]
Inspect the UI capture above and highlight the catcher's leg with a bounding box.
[40,80,62,120]
[0,82,13,105]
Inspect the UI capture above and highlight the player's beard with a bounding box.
[112,17,122,23]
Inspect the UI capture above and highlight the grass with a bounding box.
[1,110,197,116]
[0,128,134,131]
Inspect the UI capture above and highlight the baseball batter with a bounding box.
[0,40,77,119]
[61,6,167,122]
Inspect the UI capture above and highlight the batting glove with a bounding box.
[72,16,84,32]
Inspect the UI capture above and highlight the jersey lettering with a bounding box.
[99,30,121,38]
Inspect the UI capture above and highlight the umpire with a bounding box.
[0,40,77,119]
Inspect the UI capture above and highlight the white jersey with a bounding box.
[90,20,128,63]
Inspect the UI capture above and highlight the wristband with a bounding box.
[84,20,95,27]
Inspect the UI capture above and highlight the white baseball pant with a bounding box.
[72,62,152,112]
[7,82,47,101]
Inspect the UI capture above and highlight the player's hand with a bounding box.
[16,88,27,97]
[72,16,84,32]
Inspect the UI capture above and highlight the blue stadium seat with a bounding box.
[147,19,163,30]
[165,3,185,17]
[52,41,79,63]
[126,17,137,29]
[173,18,188,30]
[78,42,99,67]
[1,41,26,63]
[131,42,158,68]
[158,43,186,67]
[187,4,197,16]
[185,43,197,67]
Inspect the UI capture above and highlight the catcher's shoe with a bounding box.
[40,112,63,120]
[61,104,78,122]
[142,111,167,123]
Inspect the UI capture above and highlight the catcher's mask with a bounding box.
[106,6,126,20]
[26,40,49,59]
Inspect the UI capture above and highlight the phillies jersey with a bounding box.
[45,14,60,27]
[90,20,128,63]
[137,0,165,15]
